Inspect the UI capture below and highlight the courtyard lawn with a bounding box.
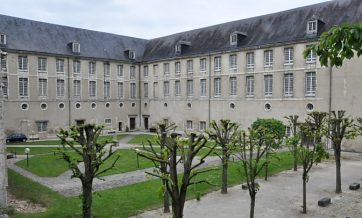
[15,149,155,177]
[127,134,158,145]
[6,147,63,155]
[8,152,295,218]
[7,134,128,146]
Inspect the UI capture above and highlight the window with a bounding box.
[246,52,254,69]
[175,62,181,74]
[307,20,318,35]
[2,81,7,96]
[72,42,80,53]
[214,56,221,72]
[305,72,317,96]
[144,83,148,98]
[36,121,48,132]
[130,66,136,79]
[264,50,273,67]
[73,80,81,97]
[214,78,221,97]
[117,65,123,77]
[128,51,136,59]
[264,75,273,96]
[187,120,193,130]
[230,33,237,45]
[18,56,28,71]
[130,82,136,98]
[153,82,159,98]
[1,54,7,72]
[163,81,170,96]
[38,78,47,97]
[104,118,112,124]
[163,63,169,75]
[229,54,237,69]
[104,81,110,99]
[89,81,96,97]
[230,77,237,96]
[73,60,81,74]
[57,79,65,97]
[175,80,180,96]
[175,44,182,53]
[200,79,207,97]
[144,66,149,77]
[19,78,28,97]
[56,59,64,73]
[0,34,6,44]
[306,46,316,63]
[285,126,291,137]
[104,63,110,76]
[38,57,47,72]
[284,47,294,65]
[200,58,206,72]
[153,64,158,76]
[187,60,193,73]
[246,76,254,97]
[199,121,207,131]
[117,82,123,98]
[283,73,294,96]
[89,62,96,76]
[187,80,193,97]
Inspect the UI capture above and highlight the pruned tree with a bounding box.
[251,118,285,180]
[207,119,239,194]
[285,115,300,171]
[298,112,329,214]
[57,124,120,218]
[136,130,216,218]
[237,127,274,218]
[328,110,358,193]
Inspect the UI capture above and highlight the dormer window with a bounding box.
[175,44,182,54]
[175,41,191,55]
[307,20,318,35]
[129,50,136,60]
[0,34,6,45]
[229,31,247,46]
[72,42,80,53]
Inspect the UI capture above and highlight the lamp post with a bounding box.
[24,147,30,167]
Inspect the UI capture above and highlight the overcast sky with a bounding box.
[0,0,329,39]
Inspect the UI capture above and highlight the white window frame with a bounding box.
[73,80,81,97]
[186,120,193,130]
[305,72,317,96]
[153,64,158,76]
[230,33,238,45]
[246,52,255,69]
[306,46,317,63]
[38,57,47,73]
[19,77,29,98]
[264,74,273,97]
[153,82,159,98]
[175,44,182,53]
[56,59,65,73]
[230,77,237,96]
[36,121,48,133]
[187,80,193,97]
[200,58,207,72]
[200,79,207,97]
[73,60,81,74]
[72,42,80,53]
[284,47,294,65]
[56,79,65,98]
[143,65,149,77]
[117,65,123,77]
[130,66,136,79]
[214,78,221,97]
[144,82,148,98]
[283,73,294,96]
[130,82,137,99]
[187,60,193,73]
[104,81,110,99]
[117,82,124,98]
[18,56,28,72]
[163,63,170,75]
[89,62,96,76]
[104,63,110,77]
[38,78,47,97]
[175,62,181,74]
[163,81,170,96]
[199,121,207,131]
[89,80,97,98]
[214,56,221,72]
[175,80,180,96]
[246,76,254,97]
[229,54,237,70]
[104,118,112,125]
[307,20,318,35]
[264,50,273,67]
[0,34,6,45]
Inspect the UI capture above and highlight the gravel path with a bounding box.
[134,152,362,218]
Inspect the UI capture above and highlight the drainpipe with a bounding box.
[208,54,212,126]
[67,57,71,126]
[0,49,7,207]
[138,63,142,129]
[328,65,332,149]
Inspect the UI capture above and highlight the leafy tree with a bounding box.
[303,111,328,147]
[57,124,120,218]
[328,110,358,193]
[304,22,362,67]
[237,127,273,218]
[207,119,239,194]
[136,130,216,218]
[285,115,300,171]
[251,118,285,180]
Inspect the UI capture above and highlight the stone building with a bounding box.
[0,0,361,150]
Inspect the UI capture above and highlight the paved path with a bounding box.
[134,152,362,218]
[7,133,221,197]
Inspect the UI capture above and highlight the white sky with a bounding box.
[0,0,329,39]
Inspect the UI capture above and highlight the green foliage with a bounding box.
[296,144,329,180]
[304,22,362,67]
[251,118,286,148]
[301,111,328,146]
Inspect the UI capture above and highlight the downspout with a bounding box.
[138,63,142,129]
[67,57,71,126]
[328,65,332,149]
[208,54,212,126]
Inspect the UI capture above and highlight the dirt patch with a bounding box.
[7,193,46,213]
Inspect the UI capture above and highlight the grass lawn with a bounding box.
[6,147,63,155]
[7,134,128,146]
[16,149,154,177]
[127,134,158,145]
[9,152,296,218]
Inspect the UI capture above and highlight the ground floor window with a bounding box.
[187,120,193,130]
[36,121,48,132]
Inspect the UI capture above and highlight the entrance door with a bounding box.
[118,122,123,131]
[129,117,136,130]
[144,117,149,130]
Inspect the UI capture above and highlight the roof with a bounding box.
[0,15,148,61]
[142,0,362,62]
[0,0,361,62]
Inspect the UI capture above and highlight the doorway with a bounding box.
[75,119,85,125]
[144,117,149,130]
[118,122,123,131]
[129,117,136,130]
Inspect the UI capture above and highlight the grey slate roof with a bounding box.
[0,0,361,62]
[0,15,148,61]
[142,0,362,62]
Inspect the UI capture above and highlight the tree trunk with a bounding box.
[250,194,256,218]
[221,154,228,194]
[264,152,269,181]
[335,144,342,193]
[163,185,170,213]
[302,175,307,214]
[293,144,298,171]
[82,179,93,218]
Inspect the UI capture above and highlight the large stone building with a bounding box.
[0,0,362,150]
